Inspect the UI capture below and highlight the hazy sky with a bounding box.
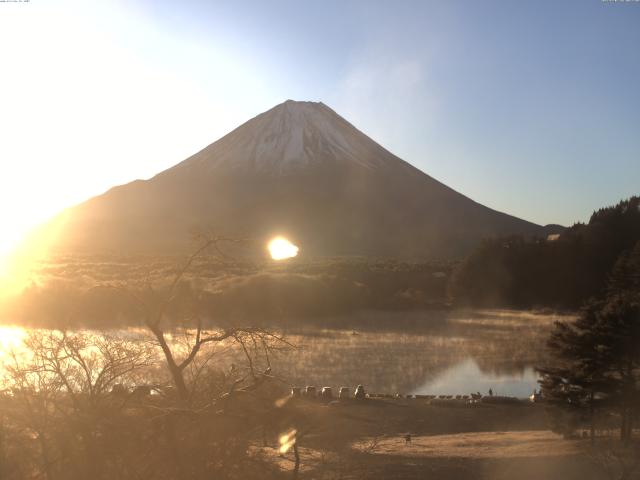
[1,0,639,256]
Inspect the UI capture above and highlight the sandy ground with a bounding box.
[251,399,626,480]
[352,430,580,458]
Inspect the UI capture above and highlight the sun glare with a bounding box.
[0,240,29,275]
[278,429,297,454]
[0,326,26,352]
[268,237,299,260]
[0,239,28,297]
[0,214,68,298]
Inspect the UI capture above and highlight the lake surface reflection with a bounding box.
[0,310,571,398]
[269,309,570,397]
[411,357,539,398]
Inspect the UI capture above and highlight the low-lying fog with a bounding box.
[0,309,570,398]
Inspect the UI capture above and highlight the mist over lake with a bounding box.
[1,309,562,398]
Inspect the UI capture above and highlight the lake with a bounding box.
[412,358,539,397]
[267,309,567,398]
[0,309,570,398]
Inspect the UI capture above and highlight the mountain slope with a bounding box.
[49,100,550,259]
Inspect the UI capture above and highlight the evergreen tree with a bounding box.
[539,242,640,443]
[538,300,613,441]
[450,196,640,309]
[593,295,640,443]
[608,240,640,298]
[540,297,640,443]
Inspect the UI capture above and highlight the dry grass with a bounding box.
[352,430,580,459]
[249,401,605,480]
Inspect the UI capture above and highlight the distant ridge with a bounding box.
[47,100,556,259]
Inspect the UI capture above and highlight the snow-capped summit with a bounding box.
[48,100,549,259]
[173,100,389,175]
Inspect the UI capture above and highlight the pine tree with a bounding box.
[593,295,640,443]
[539,242,640,443]
[608,240,640,298]
[538,300,613,441]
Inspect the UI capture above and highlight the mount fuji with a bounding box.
[48,100,553,259]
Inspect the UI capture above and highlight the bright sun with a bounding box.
[0,236,28,294]
[0,326,26,352]
[268,237,299,260]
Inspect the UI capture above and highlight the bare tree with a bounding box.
[2,330,154,480]
[101,235,292,406]
[0,236,295,480]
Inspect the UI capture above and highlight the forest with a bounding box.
[450,197,640,309]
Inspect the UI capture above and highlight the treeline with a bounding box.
[450,196,640,309]
[2,258,452,329]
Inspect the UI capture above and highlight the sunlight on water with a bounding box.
[0,326,28,370]
[268,236,299,260]
[0,326,26,351]
[0,310,556,397]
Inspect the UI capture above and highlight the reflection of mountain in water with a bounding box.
[411,358,538,398]
[269,330,454,394]
[0,311,558,398]
[266,311,554,395]
[474,359,533,377]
